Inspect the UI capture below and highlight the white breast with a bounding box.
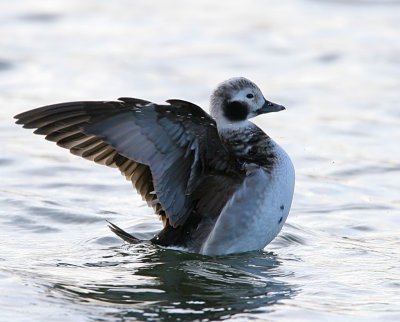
[200,140,295,256]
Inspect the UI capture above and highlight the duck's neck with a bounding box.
[216,119,255,136]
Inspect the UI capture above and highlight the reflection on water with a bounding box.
[1,0,400,320]
[45,248,296,320]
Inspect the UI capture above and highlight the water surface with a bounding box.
[1,0,400,320]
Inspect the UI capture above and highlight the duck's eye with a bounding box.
[246,93,254,99]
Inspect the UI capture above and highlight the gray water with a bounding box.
[1,0,400,320]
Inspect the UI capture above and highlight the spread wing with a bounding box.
[14,98,243,227]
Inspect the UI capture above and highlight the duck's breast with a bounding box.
[200,141,295,255]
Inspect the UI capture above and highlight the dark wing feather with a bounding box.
[14,98,243,227]
[15,100,163,217]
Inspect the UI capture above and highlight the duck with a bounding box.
[14,77,295,256]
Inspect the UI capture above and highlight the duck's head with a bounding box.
[210,77,285,130]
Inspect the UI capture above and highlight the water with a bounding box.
[1,0,400,320]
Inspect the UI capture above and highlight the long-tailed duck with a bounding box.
[14,77,295,255]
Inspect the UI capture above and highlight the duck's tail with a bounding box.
[107,221,140,244]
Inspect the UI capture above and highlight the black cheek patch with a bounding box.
[223,101,248,122]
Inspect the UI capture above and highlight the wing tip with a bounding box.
[107,220,141,244]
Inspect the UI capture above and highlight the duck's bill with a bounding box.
[257,100,286,114]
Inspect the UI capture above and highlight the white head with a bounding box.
[210,77,285,130]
